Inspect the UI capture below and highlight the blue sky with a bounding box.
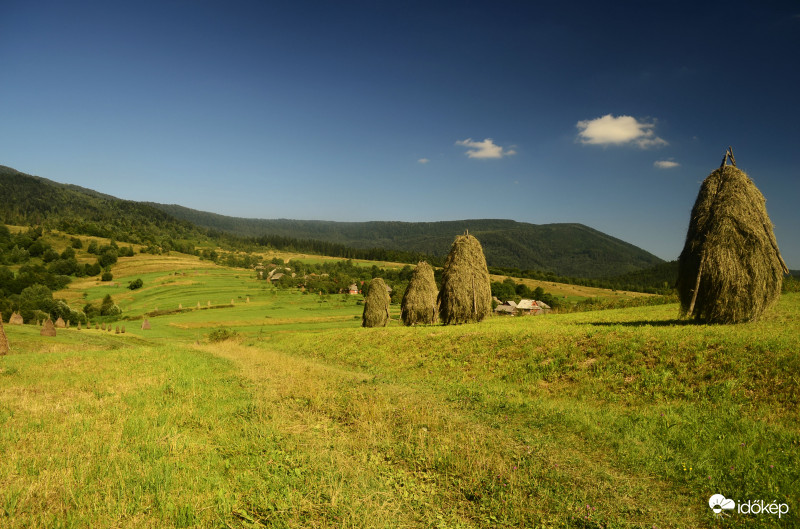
[1,1,798,266]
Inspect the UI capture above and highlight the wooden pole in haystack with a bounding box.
[362,277,391,327]
[401,262,438,326]
[438,232,492,324]
[677,147,789,323]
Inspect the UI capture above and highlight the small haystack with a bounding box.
[677,148,789,323]
[55,317,66,328]
[121,326,125,334]
[41,319,57,337]
[438,232,492,324]
[101,323,106,331]
[401,261,438,326]
[77,322,82,330]
[362,278,391,328]
[115,326,120,334]
[141,319,151,330]
[9,312,23,325]
[0,315,9,355]
[197,301,201,309]
[179,303,183,310]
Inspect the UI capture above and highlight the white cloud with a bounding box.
[576,114,667,148]
[456,138,516,159]
[417,158,430,164]
[654,160,680,169]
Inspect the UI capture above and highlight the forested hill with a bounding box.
[0,166,204,252]
[148,203,664,278]
[1,165,664,278]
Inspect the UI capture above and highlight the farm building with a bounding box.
[494,304,516,316]
[348,284,359,295]
[515,299,550,316]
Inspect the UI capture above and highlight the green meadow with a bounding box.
[1,258,798,528]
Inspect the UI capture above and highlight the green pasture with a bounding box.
[1,258,798,528]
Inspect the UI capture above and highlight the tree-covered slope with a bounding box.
[0,166,202,250]
[149,203,664,277]
[1,165,664,278]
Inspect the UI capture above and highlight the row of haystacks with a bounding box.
[677,150,789,323]
[363,232,492,327]
[365,149,789,327]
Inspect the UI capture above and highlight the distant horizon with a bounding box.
[2,1,798,267]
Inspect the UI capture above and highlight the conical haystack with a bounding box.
[9,312,23,325]
[0,315,9,355]
[55,317,65,328]
[677,152,788,323]
[362,278,391,328]
[401,262,438,326]
[438,232,492,324]
[141,319,151,330]
[41,319,57,337]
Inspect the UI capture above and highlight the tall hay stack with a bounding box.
[677,150,789,323]
[9,312,23,325]
[401,262,438,326]
[41,319,57,337]
[362,278,391,328]
[0,314,9,355]
[438,232,492,325]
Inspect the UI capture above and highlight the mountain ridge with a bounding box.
[146,204,664,278]
[1,165,663,278]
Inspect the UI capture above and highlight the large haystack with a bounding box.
[9,312,23,325]
[0,314,9,355]
[362,278,391,328]
[438,232,492,324]
[677,149,789,323]
[55,317,65,328]
[41,319,57,337]
[401,262,438,326]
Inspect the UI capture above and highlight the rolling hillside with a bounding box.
[1,165,663,278]
[149,204,665,278]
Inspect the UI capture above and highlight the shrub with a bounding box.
[208,327,239,342]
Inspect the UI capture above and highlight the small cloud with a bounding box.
[456,138,516,159]
[417,158,430,164]
[654,160,680,169]
[576,114,667,148]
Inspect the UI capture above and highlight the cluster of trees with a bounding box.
[487,260,678,296]
[263,257,564,310]
[264,259,418,303]
[0,223,135,322]
[250,234,441,267]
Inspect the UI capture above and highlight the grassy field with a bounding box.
[1,256,798,528]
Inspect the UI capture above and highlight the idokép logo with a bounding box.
[709,494,790,519]
[709,494,735,515]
